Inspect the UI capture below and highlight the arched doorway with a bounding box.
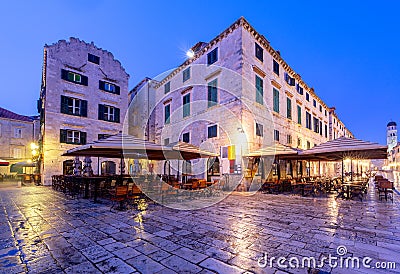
[101,161,116,175]
[182,160,192,184]
[164,161,171,176]
[207,157,220,182]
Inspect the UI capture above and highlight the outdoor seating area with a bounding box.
[51,173,226,210]
[374,175,395,202]
[261,176,371,201]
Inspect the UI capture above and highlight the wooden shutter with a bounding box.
[80,132,87,145]
[80,100,88,117]
[98,104,104,120]
[115,85,120,95]
[60,95,69,114]
[81,75,88,86]
[99,80,105,91]
[114,108,120,123]
[60,129,67,143]
[61,69,68,80]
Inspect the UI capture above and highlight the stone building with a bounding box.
[128,17,353,185]
[38,38,129,185]
[0,107,39,174]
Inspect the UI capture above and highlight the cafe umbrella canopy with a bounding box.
[299,136,388,181]
[63,132,217,161]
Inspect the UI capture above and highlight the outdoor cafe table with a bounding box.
[76,176,108,203]
[341,182,363,200]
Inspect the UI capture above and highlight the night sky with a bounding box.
[1,0,398,145]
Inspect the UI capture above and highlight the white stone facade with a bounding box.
[128,17,353,183]
[39,38,129,185]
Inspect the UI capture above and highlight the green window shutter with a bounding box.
[287,98,292,119]
[165,105,170,124]
[273,88,279,113]
[60,95,69,114]
[99,80,105,91]
[208,79,218,107]
[114,108,120,123]
[183,94,190,117]
[98,104,104,120]
[81,75,88,86]
[61,69,68,80]
[114,85,120,95]
[80,132,87,145]
[255,75,263,104]
[60,129,67,143]
[80,100,88,117]
[297,106,302,125]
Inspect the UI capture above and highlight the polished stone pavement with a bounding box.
[0,181,399,274]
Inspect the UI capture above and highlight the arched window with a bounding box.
[63,160,75,175]
[101,161,116,175]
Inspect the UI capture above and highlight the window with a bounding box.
[286,98,292,120]
[183,93,190,117]
[13,148,22,158]
[164,138,170,145]
[273,88,279,113]
[98,104,120,123]
[61,69,88,85]
[207,47,218,65]
[306,112,312,130]
[183,67,191,82]
[296,83,304,95]
[164,104,171,124]
[61,95,87,117]
[88,53,100,64]
[319,105,323,112]
[255,43,263,62]
[164,82,170,94]
[60,129,86,145]
[325,109,327,116]
[99,81,120,95]
[208,125,218,138]
[255,75,263,104]
[182,132,190,143]
[98,134,111,140]
[297,137,302,148]
[313,117,319,133]
[313,99,317,107]
[287,134,292,145]
[319,121,323,136]
[307,141,311,149]
[297,105,302,125]
[284,72,295,86]
[14,128,22,138]
[306,93,310,101]
[256,123,263,137]
[274,129,280,142]
[208,79,218,107]
[273,60,279,75]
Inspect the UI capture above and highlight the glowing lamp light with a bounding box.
[30,143,39,150]
[186,49,194,58]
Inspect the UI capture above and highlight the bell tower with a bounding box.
[387,121,397,152]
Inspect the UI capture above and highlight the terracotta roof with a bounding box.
[0,107,36,122]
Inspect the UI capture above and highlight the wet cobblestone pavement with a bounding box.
[0,182,399,273]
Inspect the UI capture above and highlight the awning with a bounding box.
[0,159,9,166]
[299,137,388,161]
[244,143,301,158]
[13,161,36,167]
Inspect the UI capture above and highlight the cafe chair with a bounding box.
[109,185,129,211]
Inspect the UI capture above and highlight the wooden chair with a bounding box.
[378,181,393,202]
[109,185,128,210]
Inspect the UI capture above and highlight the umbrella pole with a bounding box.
[98,157,100,175]
[341,158,344,183]
[350,159,353,181]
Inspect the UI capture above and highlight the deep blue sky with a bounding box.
[1,1,398,145]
